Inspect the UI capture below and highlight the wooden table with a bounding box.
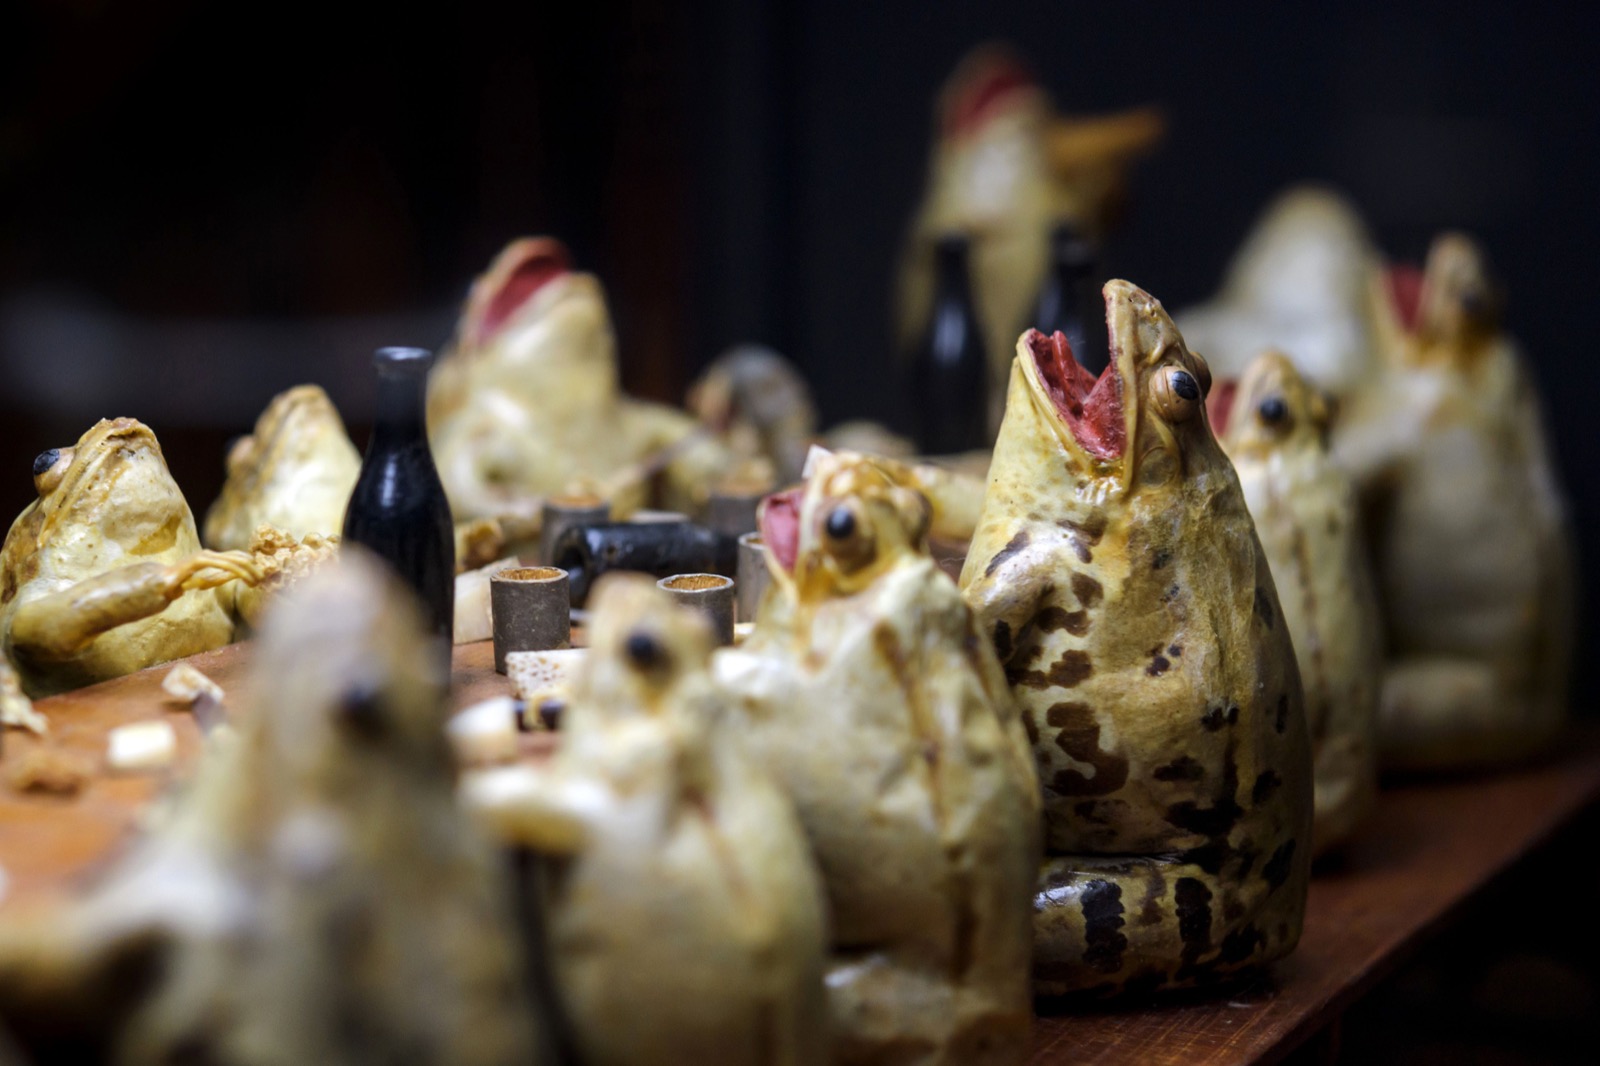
[2,644,1597,1065]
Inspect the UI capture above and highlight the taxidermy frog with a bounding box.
[203,384,361,551]
[1337,233,1574,770]
[428,237,734,523]
[1176,185,1384,403]
[0,418,262,697]
[898,45,1163,435]
[960,282,1312,996]
[1217,351,1380,855]
[466,574,828,1066]
[714,449,1038,1065]
[0,552,543,1065]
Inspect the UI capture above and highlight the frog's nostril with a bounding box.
[32,449,60,477]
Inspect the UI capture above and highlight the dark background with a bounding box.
[2,0,1596,672]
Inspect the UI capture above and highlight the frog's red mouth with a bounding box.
[1207,378,1239,437]
[1387,263,1425,334]
[480,240,572,341]
[1027,329,1125,460]
[944,56,1034,137]
[758,488,803,573]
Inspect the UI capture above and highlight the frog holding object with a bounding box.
[466,575,829,1066]
[203,384,361,551]
[961,282,1312,996]
[1217,351,1381,854]
[0,419,261,697]
[1337,233,1574,770]
[714,449,1038,1065]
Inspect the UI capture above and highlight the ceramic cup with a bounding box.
[657,573,736,646]
[736,531,770,623]
[706,481,771,538]
[491,566,572,673]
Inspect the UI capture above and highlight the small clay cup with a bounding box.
[539,495,610,564]
[657,573,736,646]
[706,482,770,538]
[491,566,571,673]
[736,531,770,623]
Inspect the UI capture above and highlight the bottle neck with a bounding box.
[372,364,429,443]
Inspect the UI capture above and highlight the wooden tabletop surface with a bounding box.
[2,642,1597,1066]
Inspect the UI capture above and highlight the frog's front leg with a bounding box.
[960,528,1053,667]
[1378,657,1557,771]
[459,766,591,856]
[9,551,262,662]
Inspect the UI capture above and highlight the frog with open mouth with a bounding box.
[714,449,1038,1064]
[0,418,262,697]
[428,238,738,524]
[1336,233,1574,770]
[960,282,1312,996]
[1217,351,1381,855]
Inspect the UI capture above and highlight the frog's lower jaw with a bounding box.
[1377,657,1563,772]
[1031,853,1307,998]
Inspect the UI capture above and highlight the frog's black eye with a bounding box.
[336,681,387,742]
[32,447,72,496]
[1152,366,1202,422]
[625,629,668,673]
[32,450,59,478]
[1258,396,1288,425]
[825,506,856,541]
[1172,371,1199,401]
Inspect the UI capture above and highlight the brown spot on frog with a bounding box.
[1219,350,1381,855]
[715,449,1039,1064]
[961,281,1312,996]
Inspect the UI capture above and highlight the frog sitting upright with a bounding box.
[203,384,361,551]
[0,552,543,1065]
[961,282,1312,996]
[1218,351,1381,855]
[1336,233,1574,770]
[714,450,1038,1066]
[0,418,262,697]
[465,575,829,1066]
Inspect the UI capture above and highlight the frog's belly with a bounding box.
[1017,620,1288,857]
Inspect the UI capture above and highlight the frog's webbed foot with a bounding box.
[1378,657,1559,771]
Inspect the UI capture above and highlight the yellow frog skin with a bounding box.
[203,384,361,551]
[467,576,829,1066]
[1336,234,1574,771]
[428,238,732,523]
[714,450,1038,1065]
[1218,352,1381,855]
[0,419,259,697]
[960,282,1312,997]
[897,46,1163,437]
[0,553,541,1065]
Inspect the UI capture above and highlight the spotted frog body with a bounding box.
[1337,233,1573,770]
[715,450,1038,1065]
[468,575,829,1066]
[203,384,361,551]
[960,282,1312,996]
[0,419,257,697]
[1218,351,1381,855]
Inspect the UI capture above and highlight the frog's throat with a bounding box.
[472,238,573,345]
[1020,328,1126,461]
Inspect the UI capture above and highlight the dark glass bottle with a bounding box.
[909,234,988,454]
[342,346,456,641]
[1029,221,1106,374]
[552,522,739,606]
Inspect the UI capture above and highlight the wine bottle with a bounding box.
[909,233,988,454]
[551,522,739,607]
[1029,221,1105,374]
[342,346,456,641]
